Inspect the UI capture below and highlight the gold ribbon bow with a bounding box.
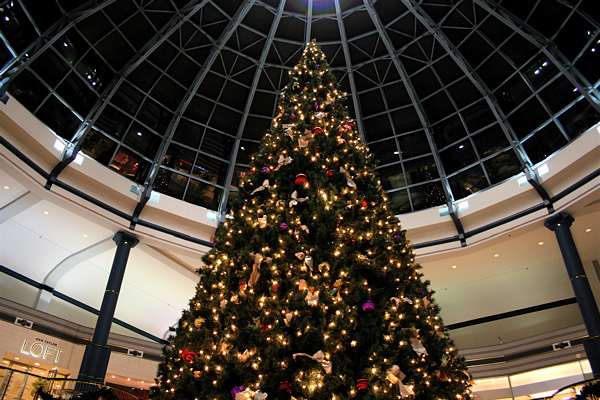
[284,312,293,326]
[248,253,272,287]
[386,365,414,397]
[295,252,313,271]
[289,190,309,207]
[305,287,319,306]
[293,350,332,374]
[235,389,268,400]
[275,155,292,170]
[251,179,270,194]
[340,167,356,188]
[257,215,268,228]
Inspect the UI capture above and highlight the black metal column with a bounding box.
[78,231,139,383]
[545,212,600,378]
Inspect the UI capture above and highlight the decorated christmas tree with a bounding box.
[151,41,472,400]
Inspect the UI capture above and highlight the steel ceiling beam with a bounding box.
[131,0,255,226]
[474,0,600,111]
[0,0,116,79]
[44,0,210,189]
[305,0,313,44]
[335,0,366,142]
[218,0,286,218]
[402,0,553,212]
[363,0,466,245]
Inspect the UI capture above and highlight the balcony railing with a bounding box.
[551,379,600,400]
[0,367,141,400]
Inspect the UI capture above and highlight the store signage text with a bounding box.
[20,338,63,363]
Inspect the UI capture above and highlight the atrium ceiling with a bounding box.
[1,0,598,216]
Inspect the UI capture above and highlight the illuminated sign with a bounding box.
[20,338,64,363]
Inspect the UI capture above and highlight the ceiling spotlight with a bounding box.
[585,228,591,232]
[452,265,457,269]
[494,254,499,258]
[43,211,49,215]
[538,241,544,245]
[3,185,9,189]
[82,233,88,238]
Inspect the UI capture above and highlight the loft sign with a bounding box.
[20,337,64,363]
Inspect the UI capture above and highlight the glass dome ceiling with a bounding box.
[1,0,598,216]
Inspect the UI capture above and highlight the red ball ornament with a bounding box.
[294,173,308,185]
[312,127,323,135]
[279,381,292,393]
[181,349,197,363]
[362,200,368,207]
[249,168,255,174]
[362,300,375,311]
[356,379,368,391]
[326,170,334,176]
[439,371,454,381]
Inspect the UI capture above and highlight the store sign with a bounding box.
[20,337,64,363]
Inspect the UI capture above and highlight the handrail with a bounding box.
[551,378,599,399]
[0,366,143,400]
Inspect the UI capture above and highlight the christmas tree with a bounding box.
[151,41,472,400]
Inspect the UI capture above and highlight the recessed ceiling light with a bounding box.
[43,211,49,215]
[494,254,499,258]
[34,363,40,366]
[14,357,19,360]
[127,378,131,381]
[585,228,591,232]
[82,233,88,238]
[452,265,457,269]
[3,185,9,189]
[112,375,115,378]
[538,241,544,245]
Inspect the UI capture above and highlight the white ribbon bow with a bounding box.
[251,179,270,194]
[282,124,294,138]
[293,350,332,373]
[289,190,308,207]
[409,337,428,356]
[275,155,292,170]
[248,253,272,287]
[340,167,356,188]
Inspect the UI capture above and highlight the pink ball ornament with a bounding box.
[362,301,375,312]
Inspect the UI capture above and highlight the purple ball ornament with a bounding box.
[315,103,319,109]
[231,386,244,398]
[280,222,288,231]
[261,167,271,174]
[362,300,375,312]
[290,113,295,120]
